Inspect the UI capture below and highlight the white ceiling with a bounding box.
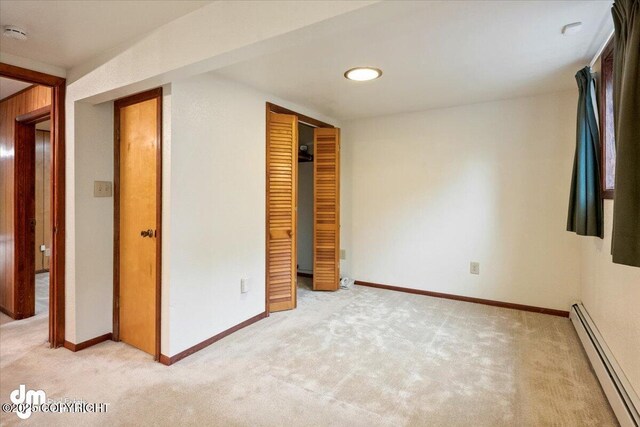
[0,76,31,100]
[0,0,212,69]
[215,1,614,120]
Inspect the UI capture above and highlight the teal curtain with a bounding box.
[611,0,640,267]
[567,67,603,238]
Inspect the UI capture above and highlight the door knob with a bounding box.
[140,229,154,237]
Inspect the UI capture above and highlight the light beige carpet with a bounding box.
[0,273,49,326]
[0,276,616,426]
[35,272,49,316]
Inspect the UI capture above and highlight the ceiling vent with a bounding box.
[2,25,28,41]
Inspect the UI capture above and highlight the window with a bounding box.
[599,41,616,199]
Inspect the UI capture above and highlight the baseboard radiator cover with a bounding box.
[570,303,639,427]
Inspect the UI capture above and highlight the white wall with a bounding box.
[168,73,338,356]
[297,162,314,274]
[343,91,581,311]
[340,130,352,278]
[580,200,640,396]
[70,101,113,343]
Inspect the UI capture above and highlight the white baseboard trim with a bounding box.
[570,303,639,427]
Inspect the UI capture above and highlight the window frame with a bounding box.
[599,40,615,199]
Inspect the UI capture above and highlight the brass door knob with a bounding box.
[140,229,154,238]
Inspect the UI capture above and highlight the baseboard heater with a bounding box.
[570,303,639,426]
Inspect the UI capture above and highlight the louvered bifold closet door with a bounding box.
[267,113,298,312]
[313,128,340,291]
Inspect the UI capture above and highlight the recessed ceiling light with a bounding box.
[344,67,382,82]
[2,25,28,41]
[562,22,582,36]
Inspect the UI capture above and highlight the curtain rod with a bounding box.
[589,30,615,68]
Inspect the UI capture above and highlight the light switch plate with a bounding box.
[94,181,113,197]
[241,278,249,293]
[340,249,346,260]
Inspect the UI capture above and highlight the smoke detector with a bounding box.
[3,26,28,41]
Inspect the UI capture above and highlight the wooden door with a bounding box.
[115,89,162,357]
[266,112,298,312]
[313,128,340,291]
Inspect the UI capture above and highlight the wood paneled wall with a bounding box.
[35,130,51,272]
[0,85,51,317]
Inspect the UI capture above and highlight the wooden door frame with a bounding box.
[14,109,51,319]
[264,102,334,315]
[0,63,66,348]
[113,87,163,360]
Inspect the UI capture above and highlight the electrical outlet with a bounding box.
[340,249,346,260]
[470,262,480,275]
[94,181,113,197]
[241,278,249,293]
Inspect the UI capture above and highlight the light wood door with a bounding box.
[116,93,160,356]
[267,112,298,312]
[313,128,340,291]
